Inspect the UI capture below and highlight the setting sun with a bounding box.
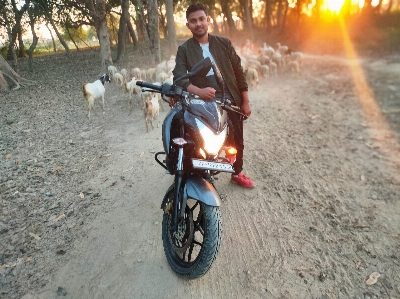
[322,0,346,12]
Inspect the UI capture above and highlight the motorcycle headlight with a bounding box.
[195,118,227,156]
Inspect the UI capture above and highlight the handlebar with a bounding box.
[136,81,162,92]
[135,80,248,120]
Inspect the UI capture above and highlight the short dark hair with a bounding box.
[186,3,208,20]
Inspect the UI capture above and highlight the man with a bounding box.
[172,2,254,188]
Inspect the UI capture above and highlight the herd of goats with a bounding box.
[81,41,304,131]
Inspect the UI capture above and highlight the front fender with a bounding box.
[185,177,221,207]
[160,177,221,210]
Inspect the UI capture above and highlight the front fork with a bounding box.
[172,147,185,231]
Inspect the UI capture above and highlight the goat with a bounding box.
[120,68,128,81]
[81,74,111,119]
[131,68,141,79]
[108,65,117,80]
[260,64,270,79]
[143,95,160,132]
[124,77,142,114]
[246,67,259,90]
[113,72,125,89]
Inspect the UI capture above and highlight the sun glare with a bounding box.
[323,0,346,12]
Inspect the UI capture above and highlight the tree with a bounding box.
[0,0,31,67]
[131,0,149,43]
[27,3,40,70]
[0,55,36,90]
[165,0,177,57]
[116,0,129,62]
[36,0,71,56]
[264,0,272,33]
[94,0,113,68]
[219,0,237,36]
[147,0,161,64]
[66,0,113,68]
[116,0,138,62]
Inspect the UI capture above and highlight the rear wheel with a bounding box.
[162,190,222,279]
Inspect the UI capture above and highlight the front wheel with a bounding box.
[162,191,222,279]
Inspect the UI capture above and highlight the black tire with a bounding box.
[162,190,222,279]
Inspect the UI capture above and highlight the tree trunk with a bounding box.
[6,0,31,66]
[2,8,18,67]
[47,16,71,56]
[159,6,168,39]
[147,0,161,65]
[66,26,79,51]
[277,0,283,28]
[280,0,289,34]
[209,9,220,34]
[220,1,237,36]
[95,0,113,70]
[374,0,383,13]
[132,0,149,43]
[385,0,393,13]
[45,23,57,52]
[165,0,177,58]
[45,23,57,53]
[17,30,26,57]
[244,1,253,40]
[116,0,130,62]
[0,55,36,91]
[28,9,39,71]
[264,0,272,33]
[110,15,118,45]
[126,20,138,50]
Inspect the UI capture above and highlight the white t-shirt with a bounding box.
[199,43,215,76]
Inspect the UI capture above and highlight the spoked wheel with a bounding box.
[162,190,222,279]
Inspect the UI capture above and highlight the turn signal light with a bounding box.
[225,147,237,156]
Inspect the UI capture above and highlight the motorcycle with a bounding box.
[136,57,247,279]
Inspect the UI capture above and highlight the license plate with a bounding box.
[192,159,234,173]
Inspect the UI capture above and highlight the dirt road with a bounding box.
[1,50,400,299]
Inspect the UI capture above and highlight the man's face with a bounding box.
[186,10,209,39]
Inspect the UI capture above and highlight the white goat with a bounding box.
[131,68,141,79]
[268,61,278,77]
[124,77,142,113]
[81,74,111,119]
[276,42,289,55]
[140,69,147,80]
[260,64,270,79]
[288,50,304,67]
[286,60,301,76]
[246,68,259,90]
[114,72,125,89]
[120,68,128,82]
[108,65,117,80]
[146,68,157,82]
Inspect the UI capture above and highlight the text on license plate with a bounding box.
[192,159,234,173]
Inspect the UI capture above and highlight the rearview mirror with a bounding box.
[188,57,212,78]
[175,57,212,83]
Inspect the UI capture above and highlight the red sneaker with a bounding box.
[231,172,255,189]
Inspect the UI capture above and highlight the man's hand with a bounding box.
[198,87,216,100]
[187,84,216,101]
[240,91,251,118]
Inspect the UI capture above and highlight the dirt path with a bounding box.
[1,51,400,299]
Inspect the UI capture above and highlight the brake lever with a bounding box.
[141,88,162,94]
[217,100,248,120]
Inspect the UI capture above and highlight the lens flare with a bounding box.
[338,17,400,183]
[323,0,345,12]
